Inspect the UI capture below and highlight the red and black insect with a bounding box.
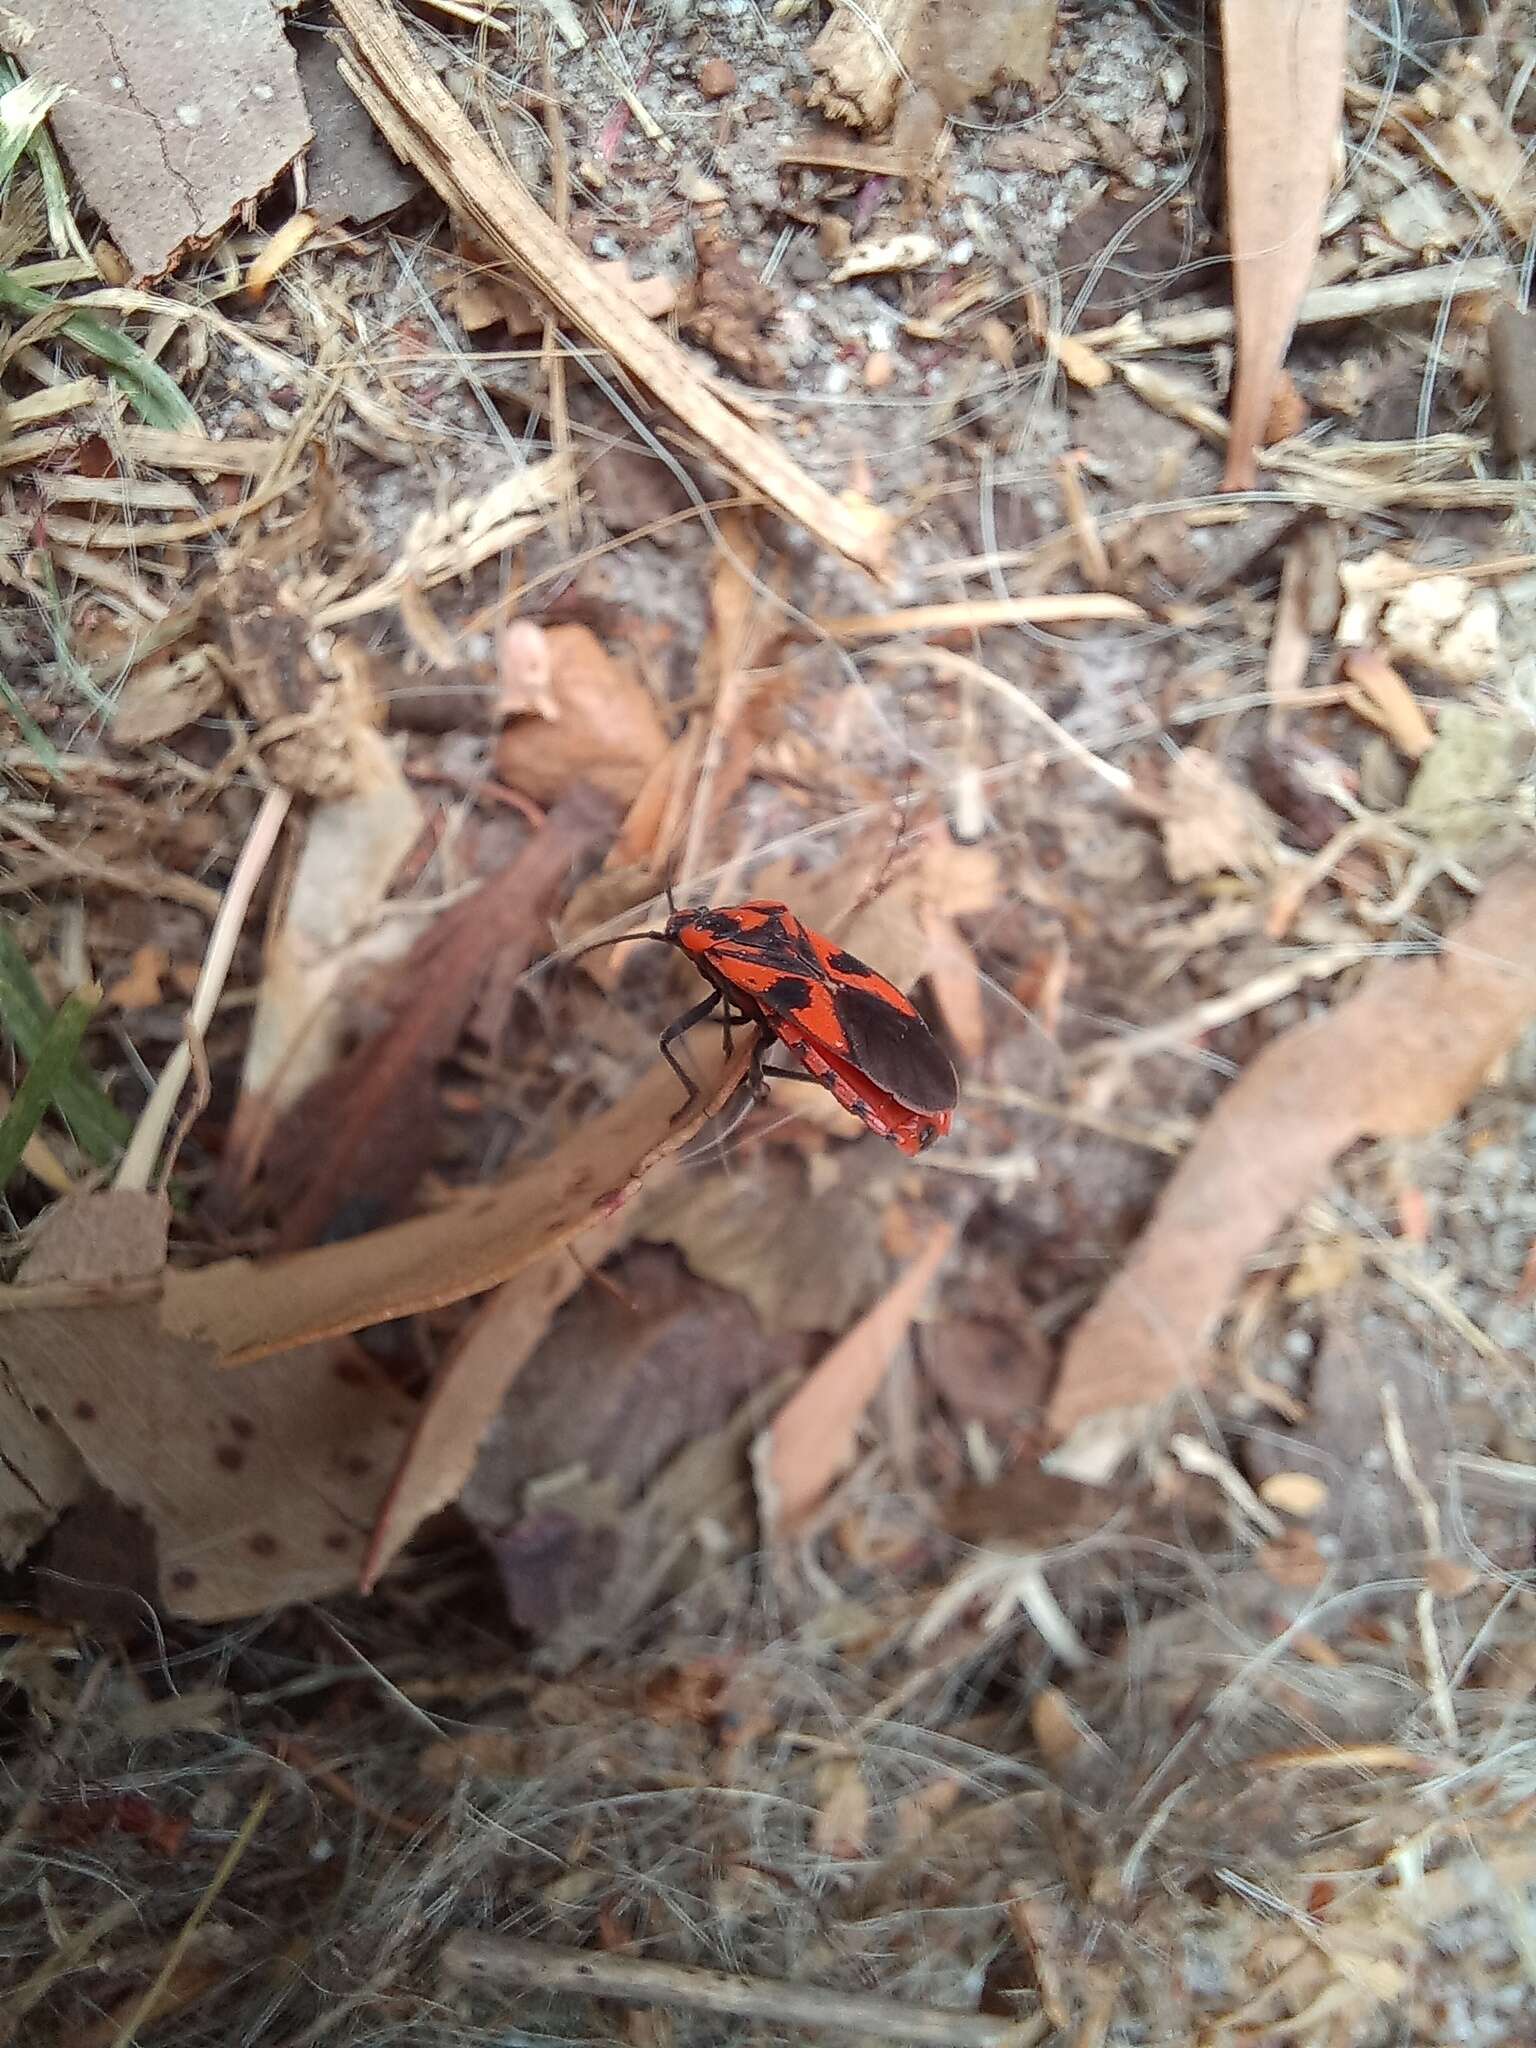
[598,899,957,1155]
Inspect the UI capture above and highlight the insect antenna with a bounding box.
[564,928,670,965]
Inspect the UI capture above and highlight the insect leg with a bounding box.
[659,991,728,1114]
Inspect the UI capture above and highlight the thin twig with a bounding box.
[1380,1383,1459,1749]
[871,646,1134,795]
[1077,257,1510,355]
[1077,942,1375,1101]
[115,784,292,1193]
[441,1934,1032,2046]
[539,40,576,548]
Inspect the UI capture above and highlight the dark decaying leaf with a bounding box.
[460,1246,808,1632]
[264,788,612,1249]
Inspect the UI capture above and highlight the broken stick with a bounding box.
[330,0,891,579]
[441,1934,1031,2047]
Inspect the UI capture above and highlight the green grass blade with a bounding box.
[0,269,198,431]
[0,980,100,1192]
[33,549,114,716]
[0,665,64,779]
[0,57,91,262]
[0,74,61,188]
[0,927,129,1164]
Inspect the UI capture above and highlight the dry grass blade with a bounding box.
[820,593,1145,638]
[1219,0,1347,489]
[330,0,891,577]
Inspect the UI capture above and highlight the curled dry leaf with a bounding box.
[495,624,669,808]
[752,1222,955,1540]
[1047,854,1536,1436]
[156,1036,758,1367]
[219,757,421,1198]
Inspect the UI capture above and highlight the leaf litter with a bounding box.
[6,1,1536,2042]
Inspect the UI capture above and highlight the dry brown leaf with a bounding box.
[1029,1685,1089,1770]
[104,945,168,1012]
[457,1245,797,1634]
[1220,0,1347,489]
[363,1204,634,1591]
[810,0,1057,130]
[332,0,889,578]
[752,1223,955,1539]
[0,1193,415,1619]
[812,1761,870,1858]
[495,625,668,808]
[638,1150,890,1335]
[0,1369,85,1566]
[155,1035,757,1367]
[1047,854,1536,1434]
[919,904,986,1062]
[1159,747,1280,881]
[10,0,310,280]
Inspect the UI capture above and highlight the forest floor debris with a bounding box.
[3,1,1536,2042]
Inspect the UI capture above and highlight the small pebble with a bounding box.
[698,56,737,98]
[825,362,851,395]
[863,351,894,390]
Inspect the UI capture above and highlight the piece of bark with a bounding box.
[1047,853,1536,1434]
[1488,301,1536,465]
[293,19,418,226]
[8,0,312,281]
[329,0,890,578]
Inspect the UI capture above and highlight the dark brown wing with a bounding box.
[819,980,958,1115]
